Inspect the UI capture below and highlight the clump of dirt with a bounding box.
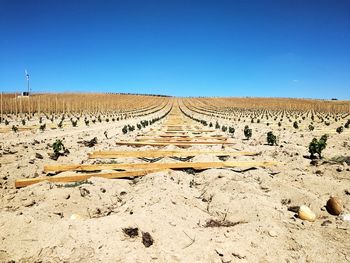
[79,137,98,147]
[142,232,154,247]
[123,227,139,238]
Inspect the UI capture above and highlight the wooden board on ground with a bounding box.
[154,134,225,138]
[15,169,168,188]
[135,137,228,142]
[88,150,258,159]
[18,160,279,188]
[115,141,234,147]
[163,129,216,133]
[44,160,278,173]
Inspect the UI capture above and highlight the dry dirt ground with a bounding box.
[0,108,350,263]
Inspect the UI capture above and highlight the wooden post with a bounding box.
[38,95,41,116]
[28,93,31,117]
[19,94,22,117]
[15,93,18,117]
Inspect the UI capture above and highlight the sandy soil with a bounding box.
[1,105,350,263]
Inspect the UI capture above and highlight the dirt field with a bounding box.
[0,97,349,263]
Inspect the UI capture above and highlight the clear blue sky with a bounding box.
[0,0,349,99]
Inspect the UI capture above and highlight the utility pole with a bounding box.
[25,69,30,94]
[25,70,31,116]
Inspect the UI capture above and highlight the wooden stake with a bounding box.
[15,93,18,117]
[38,95,41,116]
[28,93,31,116]
[19,95,22,116]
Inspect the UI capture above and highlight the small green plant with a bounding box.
[58,121,63,128]
[39,123,46,131]
[12,125,18,133]
[122,125,128,134]
[215,121,220,129]
[244,125,252,140]
[221,126,227,132]
[267,131,277,146]
[209,122,213,127]
[141,120,149,127]
[293,121,298,129]
[71,120,78,127]
[308,134,328,159]
[137,123,142,130]
[53,139,64,154]
[278,122,282,127]
[21,119,26,125]
[228,127,235,134]
[51,139,69,160]
[345,119,350,128]
[336,126,343,134]
[5,119,9,125]
[308,124,314,131]
[85,119,89,126]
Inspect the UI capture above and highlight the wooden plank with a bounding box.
[136,137,193,142]
[44,161,278,173]
[163,131,187,134]
[115,141,234,147]
[135,137,228,142]
[166,129,209,132]
[139,137,227,140]
[158,134,220,138]
[88,150,258,159]
[159,134,192,137]
[22,160,278,187]
[15,169,167,188]
[163,129,216,133]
